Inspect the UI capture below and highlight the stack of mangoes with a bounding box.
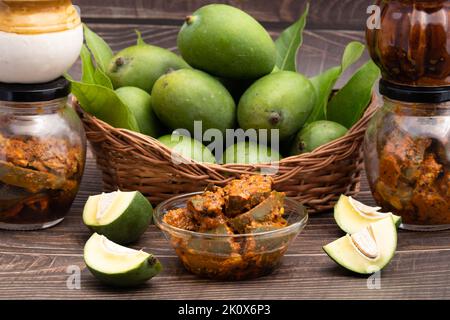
[70,4,380,164]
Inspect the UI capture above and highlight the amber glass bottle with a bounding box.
[366,0,450,86]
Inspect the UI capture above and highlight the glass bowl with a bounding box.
[154,192,308,281]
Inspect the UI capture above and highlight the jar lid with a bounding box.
[379,79,450,103]
[0,77,71,102]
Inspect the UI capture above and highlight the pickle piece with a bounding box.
[189,217,240,255]
[0,184,33,210]
[223,174,273,217]
[0,191,49,218]
[229,191,285,233]
[245,223,285,234]
[244,221,289,253]
[163,208,197,231]
[0,160,66,193]
[187,189,225,220]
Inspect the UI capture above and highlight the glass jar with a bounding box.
[0,78,86,230]
[364,80,450,231]
[366,0,450,87]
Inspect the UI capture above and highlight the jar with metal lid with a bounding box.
[364,80,450,231]
[0,77,86,230]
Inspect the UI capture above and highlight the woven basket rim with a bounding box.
[74,90,378,168]
[76,91,377,212]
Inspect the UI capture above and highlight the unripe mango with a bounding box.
[158,133,216,164]
[221,141,282,164]
[291,120,348,154]
[107,45,190,94]
[151,69,236,135]
[115,86,162,138]
[177,4,276,79]
[237,71,316,141]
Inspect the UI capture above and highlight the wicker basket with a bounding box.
[75,92,379,213]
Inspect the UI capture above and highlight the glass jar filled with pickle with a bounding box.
[366,0,449,87]
[364,80,450,231]
[0,78,86,230]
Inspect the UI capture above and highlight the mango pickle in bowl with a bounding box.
[154,175,308,280]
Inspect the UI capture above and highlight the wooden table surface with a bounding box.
[1,0,450,300]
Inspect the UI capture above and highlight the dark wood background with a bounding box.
[74,0,373,29]
[1,0,450,300]
[69,0,372,83]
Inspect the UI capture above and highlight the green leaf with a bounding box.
[306,41,366,123]
[136,29,146,46]
[69,80,139,132]
[80,45,96,84]
[341,41,365,72]
[93,68,114,89]
[80,44,113,89]
[64,72,74,81]
[327,60,380,128]
[275,3,309,72]
[83,24,114,72]
[307,66,341,122]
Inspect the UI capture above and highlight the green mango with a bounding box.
[221,141,282,165]
[217,77,255,104]
[83,191,153,245]
[177,4,276,79]
[158,133,216,164]
[107,44,190,93]
[84,233,162,287]
[151,69,236,135]
[115,87,162,138]
[291,120,348,155]
[237,71,316,142]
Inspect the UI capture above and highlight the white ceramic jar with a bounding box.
[0,0,83,84]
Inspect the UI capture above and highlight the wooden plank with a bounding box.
[0,250,449,300]
[1,229,449,299]
[69,23,369,88]
[73,0,373,30]
[0,150,449,299]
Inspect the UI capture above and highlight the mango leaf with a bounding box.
[64,72,74,81]
[275,3,309,72]
[79,43,114,89]
[341,42,366,72]
[80,45,95,83]
[307,66,341,122]
[306,41,365,123]
[69,80,139,132]
[327,60,380,128]
[83,24,114,72]
[136,29,147,45]
[93,68,114,89]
